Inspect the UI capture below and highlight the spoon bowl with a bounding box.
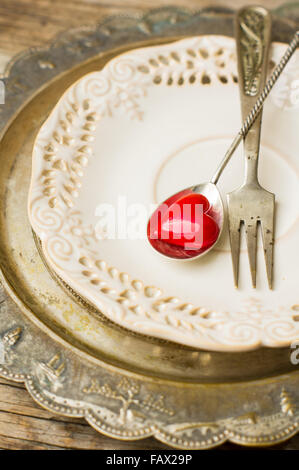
[147,182,224,261]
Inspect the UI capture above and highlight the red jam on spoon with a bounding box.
[147,189,220,260]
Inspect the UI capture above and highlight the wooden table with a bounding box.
[0,0,297,450]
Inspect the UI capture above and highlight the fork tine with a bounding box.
[261,211,275,289]
[245,221,258,288]
[227,215,241,288]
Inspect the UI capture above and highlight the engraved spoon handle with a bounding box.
[211,29,299,185]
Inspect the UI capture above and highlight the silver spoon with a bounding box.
[147,30,299,260]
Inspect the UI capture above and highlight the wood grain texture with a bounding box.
[0,0,297,451]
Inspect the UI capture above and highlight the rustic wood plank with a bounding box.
[0,434,66,450]
[0,409,117,449]
[0,378,171,449]
[0,379,84,423]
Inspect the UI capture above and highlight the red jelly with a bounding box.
[147,189,220,259]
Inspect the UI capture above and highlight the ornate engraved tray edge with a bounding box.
[0,5,299,450]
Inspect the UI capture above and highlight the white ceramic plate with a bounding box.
[28,36,299,352]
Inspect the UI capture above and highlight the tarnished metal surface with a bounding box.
[0,5,298,449]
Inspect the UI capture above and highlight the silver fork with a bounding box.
[227,6,274,289]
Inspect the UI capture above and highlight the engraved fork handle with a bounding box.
[236,6,272,186]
